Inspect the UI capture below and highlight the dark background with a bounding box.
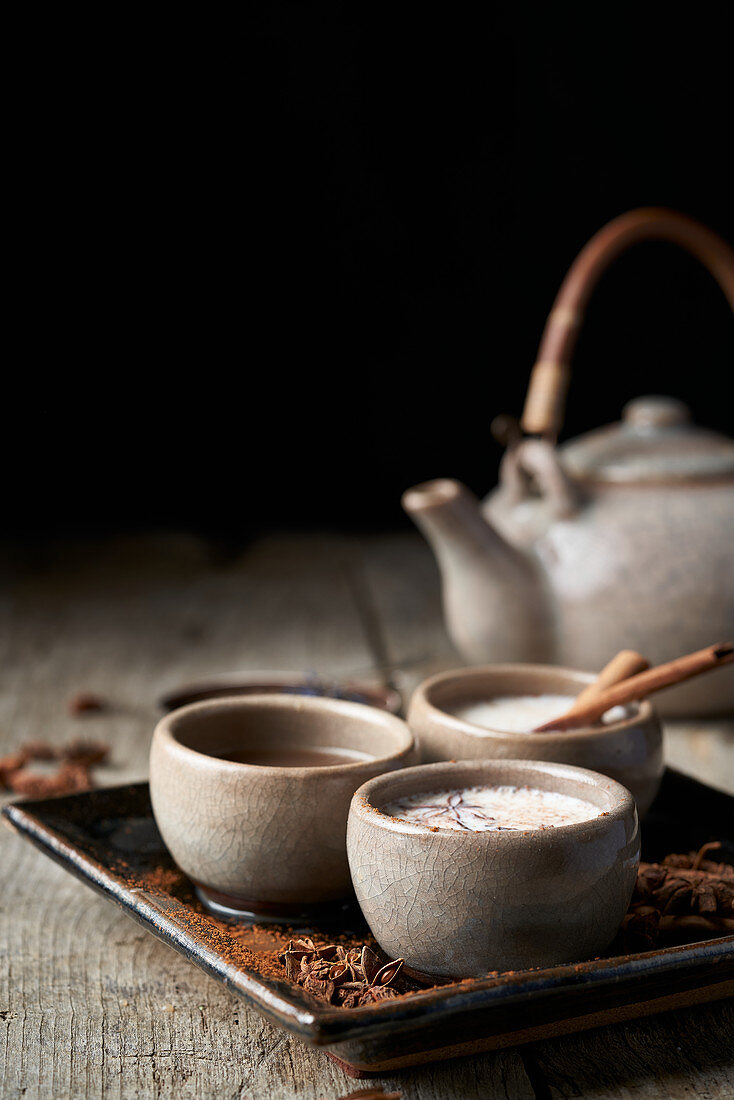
[8,7,732,542]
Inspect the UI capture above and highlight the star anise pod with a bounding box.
[621,841,734,949]
[372,958,404,986]
[341,984,401,1008]
[327,961,352,987]
[359,984,401,1004]
[302,974,335,1001]
[358,945,381,983]
[635,860,734,917]
[619,903,661,946]
[277,938,337,980]
[662,843,734,880]
[277,937,404,1008]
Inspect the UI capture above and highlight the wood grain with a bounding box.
[1,532,732,1098]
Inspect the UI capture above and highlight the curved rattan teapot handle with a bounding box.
[521,208,734,438]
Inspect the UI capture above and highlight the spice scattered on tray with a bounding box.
[134,872,424,1009]
[0,739,110,798]
[278,938,404,1007]
[619,841,734,949]
[109,834,733,1011]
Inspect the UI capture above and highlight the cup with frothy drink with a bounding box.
[347,758,640,978]
[150,694,415,919]
[407,664,663,815]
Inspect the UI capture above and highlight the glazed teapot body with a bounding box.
[403,211,734,716]
[484,407,734,714]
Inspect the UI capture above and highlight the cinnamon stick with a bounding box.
[534,642,734,731]
[570,650,649,712]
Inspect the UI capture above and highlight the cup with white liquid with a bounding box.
[347,758,640,977]
[407,665,663,815]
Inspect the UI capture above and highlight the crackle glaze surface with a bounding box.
[150,694,415,906]
[347,759,640,978]
[408,665,664,815]
[508,482,734,715]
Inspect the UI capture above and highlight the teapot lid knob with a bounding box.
[561,394,734,481]
[622,396,691,430]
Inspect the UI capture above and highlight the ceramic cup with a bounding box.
[347,758,640,978]
[407,664,664,815]
[150,694,415,919]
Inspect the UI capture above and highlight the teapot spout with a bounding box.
[402,479,552,663]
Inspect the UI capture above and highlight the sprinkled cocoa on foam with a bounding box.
[383,784,601,831]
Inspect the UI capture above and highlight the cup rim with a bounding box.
[351,757,637,839]
[413,663,655,741]
[153,692,414,775]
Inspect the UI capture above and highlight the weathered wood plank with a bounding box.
[354,533,459,698]
[526,1000,734,1099]
[0,534,377,776]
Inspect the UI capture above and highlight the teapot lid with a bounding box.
[559,396,734,482]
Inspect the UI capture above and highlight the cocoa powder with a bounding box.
[125,860,419,999]
[115,839,732,1011]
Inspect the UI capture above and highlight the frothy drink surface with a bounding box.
[383,784,600,831]
[453,694,628,733]
[216,746,374,767]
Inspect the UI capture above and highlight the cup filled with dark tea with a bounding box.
[149,694,415,919]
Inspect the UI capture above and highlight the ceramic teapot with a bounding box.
[403,209,734,716]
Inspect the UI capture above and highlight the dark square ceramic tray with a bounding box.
[4,769,734,1076]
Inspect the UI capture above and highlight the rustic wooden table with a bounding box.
[1,532,733,1099]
